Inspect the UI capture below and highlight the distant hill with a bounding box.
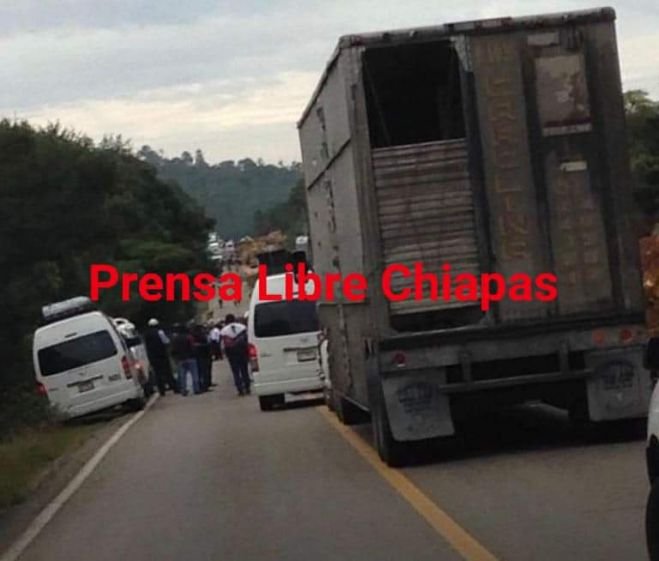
[137,146,302,240]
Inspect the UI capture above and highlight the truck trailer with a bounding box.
[297,7,650,466]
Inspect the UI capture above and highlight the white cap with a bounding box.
[148,318,159,327]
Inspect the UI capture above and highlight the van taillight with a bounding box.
[121,356,133,379]
[36,382,48,397]
[248,343,259,372]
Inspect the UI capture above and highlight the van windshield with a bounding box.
[38,330,118,376]
[254,301,319,338]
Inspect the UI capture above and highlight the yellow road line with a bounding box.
[317,406,500,561]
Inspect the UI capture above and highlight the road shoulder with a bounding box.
[0,412,129,556]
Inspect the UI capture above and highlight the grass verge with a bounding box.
[0,424,96,509]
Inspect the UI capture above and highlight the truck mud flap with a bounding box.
[381,372,455,441]
[586,348,652,421]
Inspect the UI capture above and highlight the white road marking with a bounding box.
[0,395,159,561]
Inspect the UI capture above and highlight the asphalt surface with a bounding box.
[8,296,653,561]
[11,360,650,561]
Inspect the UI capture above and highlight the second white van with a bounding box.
[248,274,323,411]
[33,297,145,419]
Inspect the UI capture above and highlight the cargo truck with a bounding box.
[297,7,650,466]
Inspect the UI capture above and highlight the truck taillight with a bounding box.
[619,328,634,344]
[393,352,406,368]
[249,343,259,372]
[121,355,133,379]
[36,382,48,397]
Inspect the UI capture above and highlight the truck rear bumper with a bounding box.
[433,369,592,393]
[377,337,651,441]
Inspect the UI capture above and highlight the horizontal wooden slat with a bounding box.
[372,138,481,314]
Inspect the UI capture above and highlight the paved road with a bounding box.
[13,354,650,561]
[10,292,652,561]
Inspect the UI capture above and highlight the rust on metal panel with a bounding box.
[470,34,547,320]
[535,54,591,136]
[544,149,613,314]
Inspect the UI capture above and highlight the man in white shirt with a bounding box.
[220,314,250,396]
[209,322,222,360]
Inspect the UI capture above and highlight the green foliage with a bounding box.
[253,178,308,245]
[0,389,56,442]
[0,120,211,401]
[137,147,302,240]
[625,91,659,214]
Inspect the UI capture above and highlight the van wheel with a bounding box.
[259,394,284,411]
[127,396,146,412]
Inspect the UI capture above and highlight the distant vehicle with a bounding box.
[299,8,650,466]
[113,319,153,397]
[247,273,323,411]
[33,297,146,418]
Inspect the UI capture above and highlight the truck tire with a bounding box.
[336,394,368,425]
[371,384,413,467]
[647,479,659,560]
[259,394,284,411]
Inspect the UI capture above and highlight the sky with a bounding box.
[1,0,658,164]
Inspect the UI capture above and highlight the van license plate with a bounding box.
[78,381,94,393]
[297,349,316,362]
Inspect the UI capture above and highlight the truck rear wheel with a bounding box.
[371,387,413,467]
[336,394,368,425]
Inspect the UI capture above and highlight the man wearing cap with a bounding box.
[143,318,178,396]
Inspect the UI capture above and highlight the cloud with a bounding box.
[17,71,316,162]
[1,0,658,162]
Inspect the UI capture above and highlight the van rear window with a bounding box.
[38,330,117,376]
[254,301,319,338]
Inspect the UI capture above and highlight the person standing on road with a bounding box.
[192,324,213,392]
[209,322,223,361]
[221,314,251,396]
[170,324,201,396]
[143,318,178,396]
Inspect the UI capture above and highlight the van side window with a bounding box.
[38,330,118,376]
[254,301,319,338]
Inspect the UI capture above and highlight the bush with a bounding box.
[0,388,57,442]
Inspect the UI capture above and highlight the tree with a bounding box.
[0,120,211,393]
[151,155,302,239]
[194,149,208,167]
[625,91,659,215]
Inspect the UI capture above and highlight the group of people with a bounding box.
[143,314,251,397]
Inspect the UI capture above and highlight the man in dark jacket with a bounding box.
[170,323,201,396]
[143,318,177,396]
[192,324,213,392]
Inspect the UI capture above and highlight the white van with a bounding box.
[33,297,145,419]
[248,274,323,411]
